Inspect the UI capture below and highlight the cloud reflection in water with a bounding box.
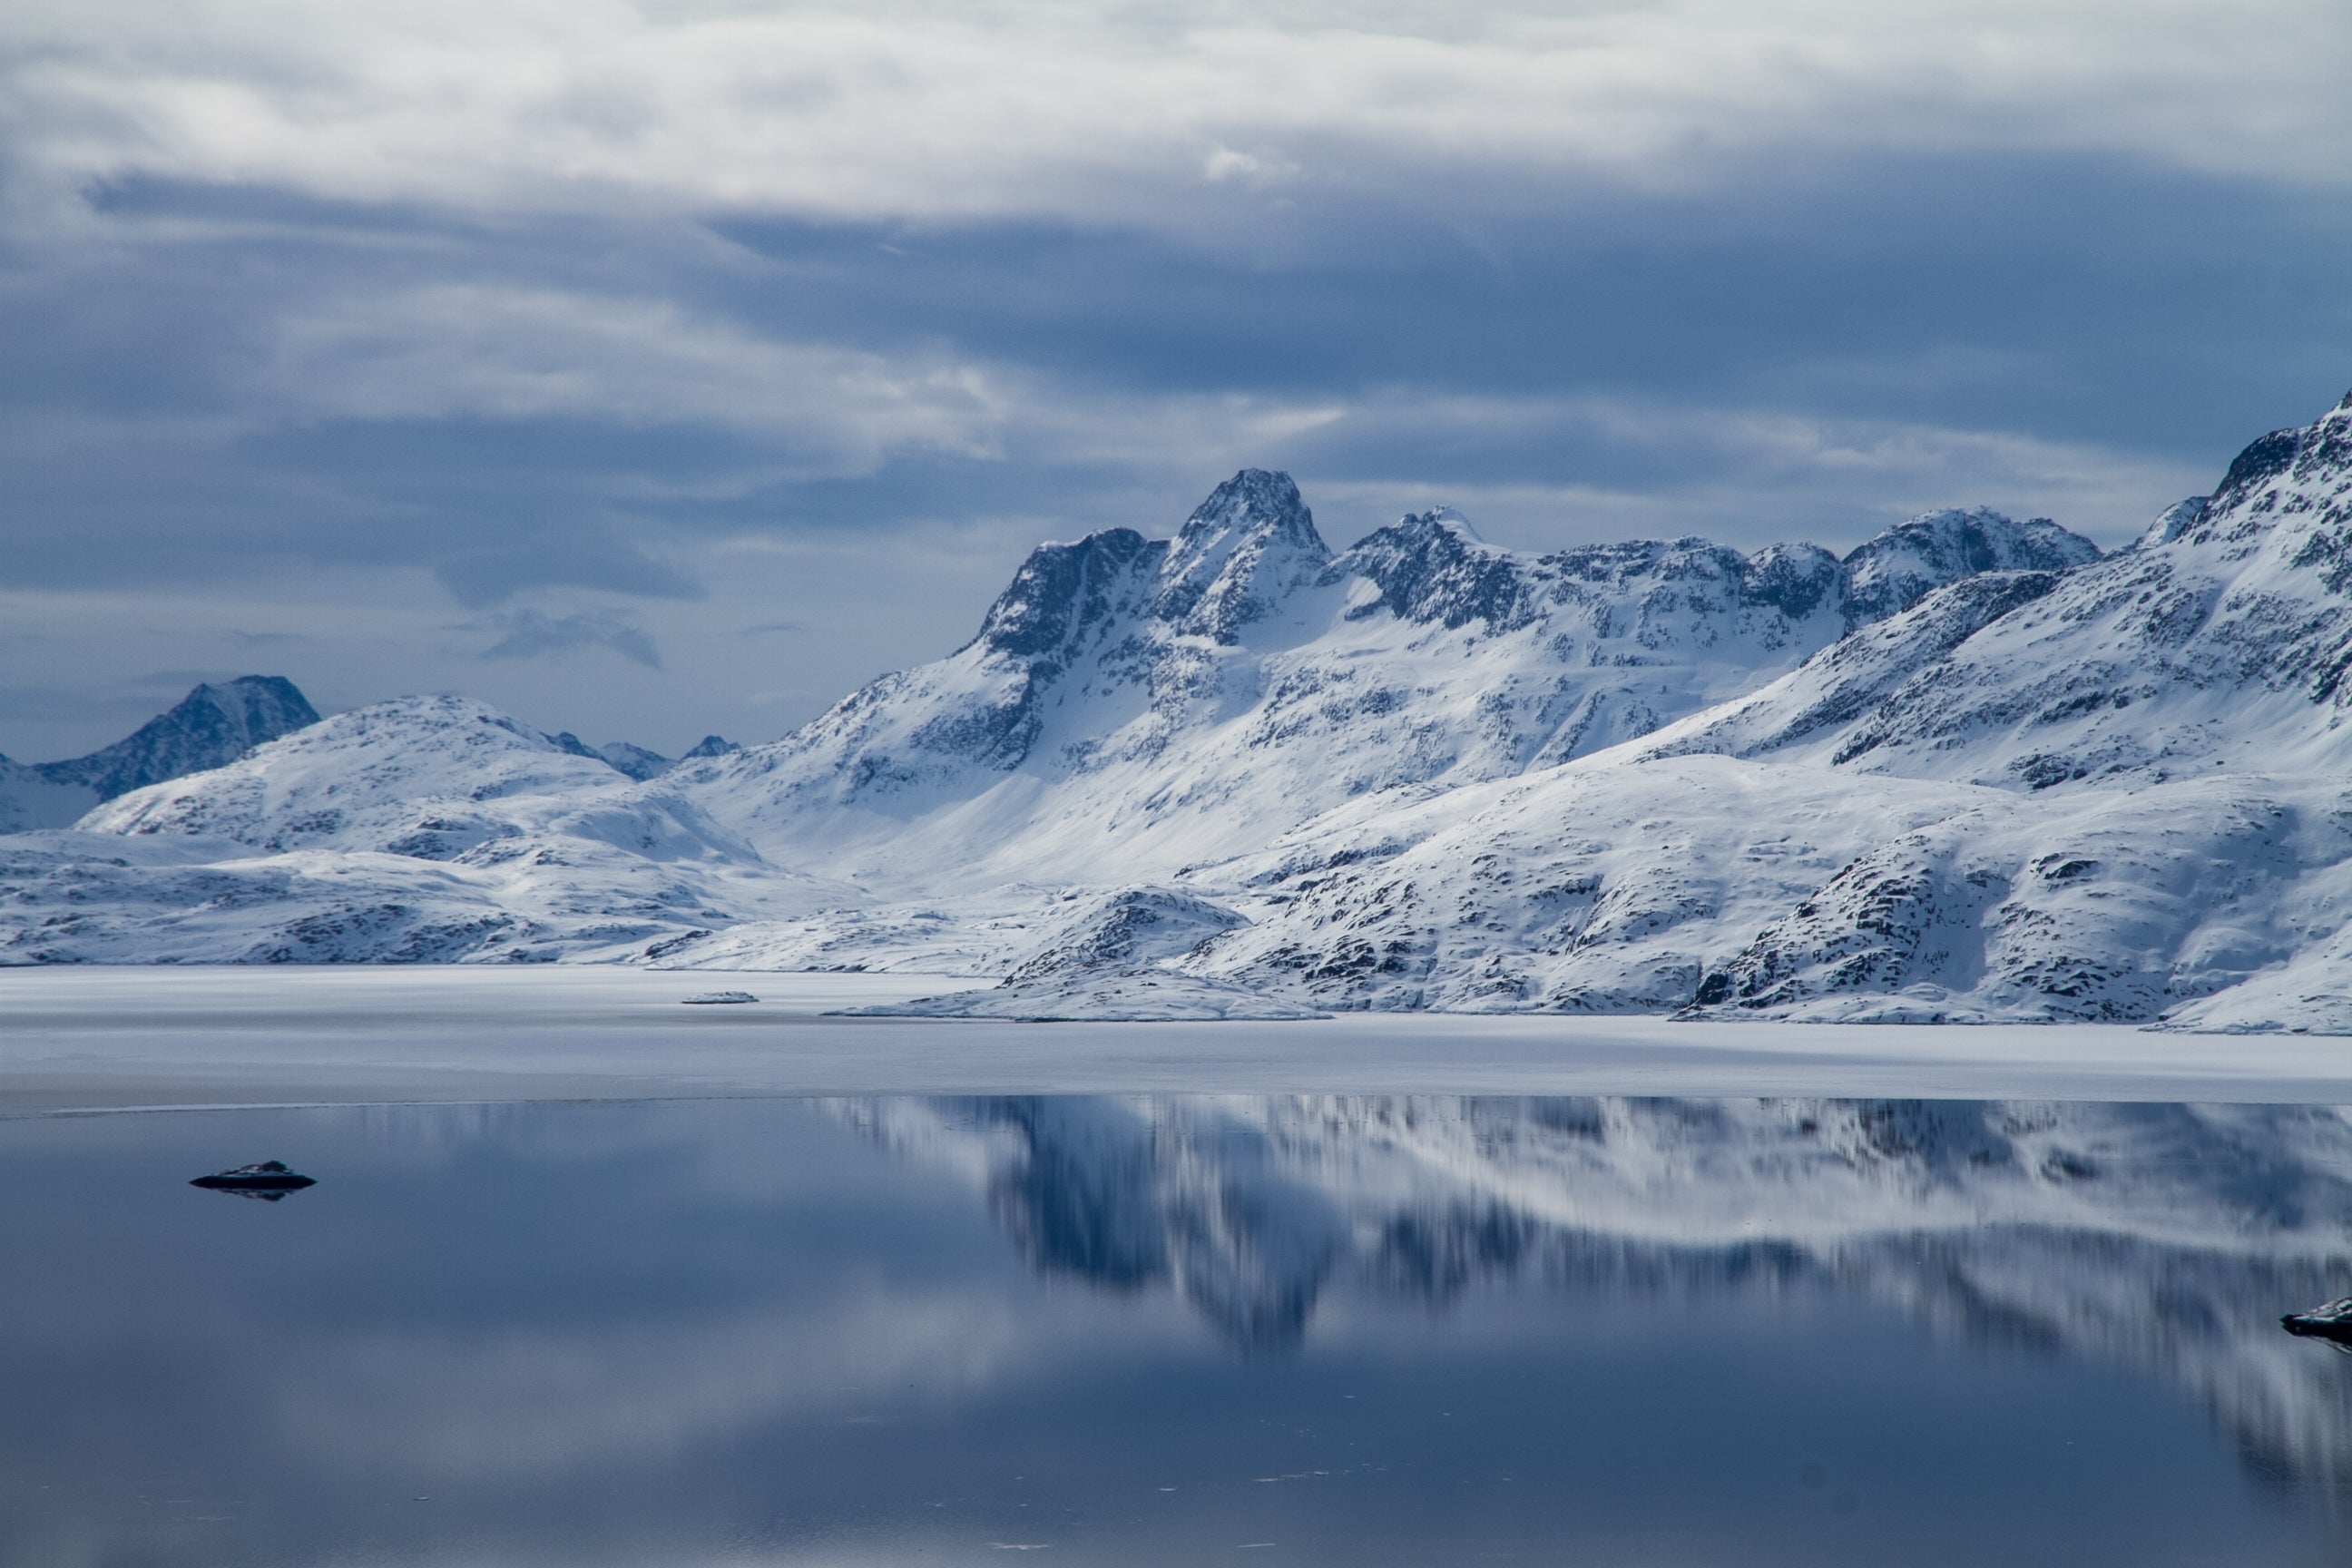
[1,1093,2347,1565]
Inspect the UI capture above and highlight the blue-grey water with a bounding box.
[5,1094,2351,1565]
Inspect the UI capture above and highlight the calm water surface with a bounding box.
[5,1094,2352,1565]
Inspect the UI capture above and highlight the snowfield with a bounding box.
[6,387,2352,1034]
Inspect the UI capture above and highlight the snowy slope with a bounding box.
[2,697,843,965]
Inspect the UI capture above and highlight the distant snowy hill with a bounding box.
[4,696,837,965]
[596,740,672,781]
[12,387,2352,1034]
[0,676,318,833]
[593,735,740,779]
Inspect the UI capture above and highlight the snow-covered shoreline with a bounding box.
[6,966,2351,1113]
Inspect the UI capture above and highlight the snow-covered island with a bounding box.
[6,387,2352,1035]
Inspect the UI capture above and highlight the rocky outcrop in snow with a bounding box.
[1838,506,2099,626]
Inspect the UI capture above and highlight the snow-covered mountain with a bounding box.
[664,472,2080,892]
[0,676,319,833]
[11,385,2352,1034]
[1,697,838,965]
[839,1093,2352,1487]
[593,735,740,779]
[1026,387,2352,1026]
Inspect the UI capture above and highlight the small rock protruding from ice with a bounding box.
[190,1160,317,1199]
[2282,1298,2352,1347]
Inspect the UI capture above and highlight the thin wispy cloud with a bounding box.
[470,609,663,670]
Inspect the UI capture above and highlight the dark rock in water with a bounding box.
[681,990,758,1004]
[190,1160,317,1200]
[2281,1298,2352,1344]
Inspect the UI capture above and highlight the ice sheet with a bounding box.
[5,967,2352,1112]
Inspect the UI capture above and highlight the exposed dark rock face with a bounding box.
[1331,510,1539,632]
[38,677,320,802]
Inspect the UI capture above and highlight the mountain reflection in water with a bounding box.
[5,1093,2351,1567]
[844,1095,2352,1478]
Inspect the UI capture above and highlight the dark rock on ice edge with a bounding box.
[190,1160,317,1197]
[2281,1298,2352,1344]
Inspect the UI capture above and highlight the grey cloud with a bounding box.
[436,533,707,609]
[471,610,663,670]
[4,4,2350,758]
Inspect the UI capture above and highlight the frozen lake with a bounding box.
[7,1092,2352,1565]
[5,966,2352,1112]
[12,971,2352,1563]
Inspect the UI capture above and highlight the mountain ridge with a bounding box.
[11,387,2352,1036]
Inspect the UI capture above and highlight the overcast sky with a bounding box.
[4,0,2348,760]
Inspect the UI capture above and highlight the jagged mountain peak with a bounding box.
[1332,507,1535,632]
[678,735,740,761]
[973,525,1157,660]
[1420,505,1483,542]
[1173,468,1318,547]
[2188,394,2352,544]
[1740,541,1845,623]
[1156,469,1331,643]
[34,674,321,804]
[1840,506,2101,627]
